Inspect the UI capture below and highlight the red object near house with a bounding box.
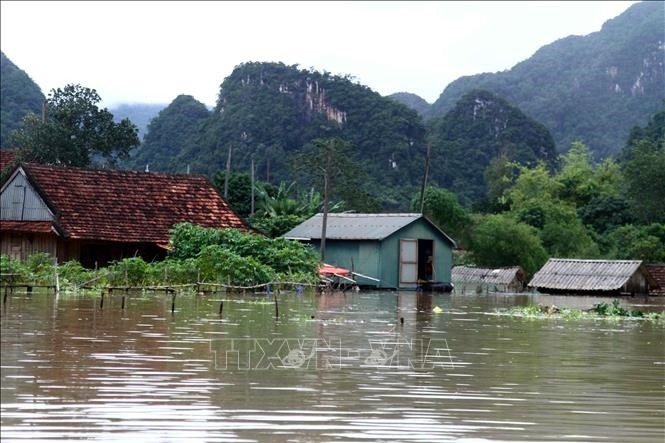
[319,263,352,276]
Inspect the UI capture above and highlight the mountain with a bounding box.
[428,89,558,206]
[427,1,665,159]
[388,92,430,117]
[110,103,167,139]
[130,62,428,209]
[1,51,45,147]
[124,95,210,171]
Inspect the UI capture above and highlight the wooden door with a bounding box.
[399,239,418,286]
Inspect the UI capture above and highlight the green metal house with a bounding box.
[283,213,456,289]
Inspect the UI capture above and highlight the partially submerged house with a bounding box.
[283,213,456,290]
[645,264,665,296]
[528,259,655,296]
[1,163,247,267]
[452,266,526,292]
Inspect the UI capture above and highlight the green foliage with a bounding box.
[427,90,558,206]
[213,171,255,218]
[411,186,471,247]
[593,300,643,318]
[0,254,31,282]
[621,139,665,224]
[0,51,44,147]
[168,222,319,280]
[468,214,548,276]
[293,137,380,212]
[9,84,140,167]
[578,194,633,234]
[57,261,95,286]
[197,245,274,285]
[107,257,150,286]
[428,2,665,160]
[604,224,665,263]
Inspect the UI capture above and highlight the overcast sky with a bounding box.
[1,1,638,108]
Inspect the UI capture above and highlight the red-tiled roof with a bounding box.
[20,163,247,243]
[0,150,17,171]
[0,220,56,234]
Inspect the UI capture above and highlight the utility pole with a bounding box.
[320,140,333,262]
[250,157,255,215]
[419,142,432,214]
[224,145,232,199]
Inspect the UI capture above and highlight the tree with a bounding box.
[605,224,665,263]
[622,139,665,224]
[213,171,254,218]
[9,84,139,167]
[411,186,472,247]
[469,214,548,276]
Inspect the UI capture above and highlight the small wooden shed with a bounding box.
[645,264,665,296]
[283,213,456,290]
[452,266,526,292]
[528,258,655,296]
[1,163,247,267]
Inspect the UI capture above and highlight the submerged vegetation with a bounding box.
[0,223,320,290]
[497,300,664,323]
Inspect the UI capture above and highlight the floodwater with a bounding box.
[1,289,664,442]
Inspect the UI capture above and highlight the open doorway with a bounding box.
[417,239,434,282]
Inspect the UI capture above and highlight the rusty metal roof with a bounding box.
[452,266,524,285]
[283,213,455,245]
[528,259,645,291]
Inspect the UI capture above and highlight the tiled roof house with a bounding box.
[1,163,247,266]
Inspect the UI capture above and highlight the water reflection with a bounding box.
[1,290,664,442]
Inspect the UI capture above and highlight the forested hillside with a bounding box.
[427,1,664,159]
[388,92,430,117]
[427,90,558,206]
[0,51,44,147]
[129,62,429,209]
[125,95,210,171]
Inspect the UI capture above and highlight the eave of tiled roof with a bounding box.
[0,220,57,235]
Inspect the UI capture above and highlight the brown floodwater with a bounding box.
[1,289,664,442]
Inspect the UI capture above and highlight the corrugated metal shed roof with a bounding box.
[528,259,644,291]
[452,266,524,285]
[283,213,455,245]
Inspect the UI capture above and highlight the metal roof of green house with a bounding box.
[283,213,455,245]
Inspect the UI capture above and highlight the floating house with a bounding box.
[452,266,526,292]
[528,258,655,295]
[1,163,247,267]
[283,213,456,289]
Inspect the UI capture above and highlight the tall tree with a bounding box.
[9,84,139,167]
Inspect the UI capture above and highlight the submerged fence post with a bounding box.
[219,299,224,317]
[274,293,279,319]
[100,291,104,309]
[171,289,176,314]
